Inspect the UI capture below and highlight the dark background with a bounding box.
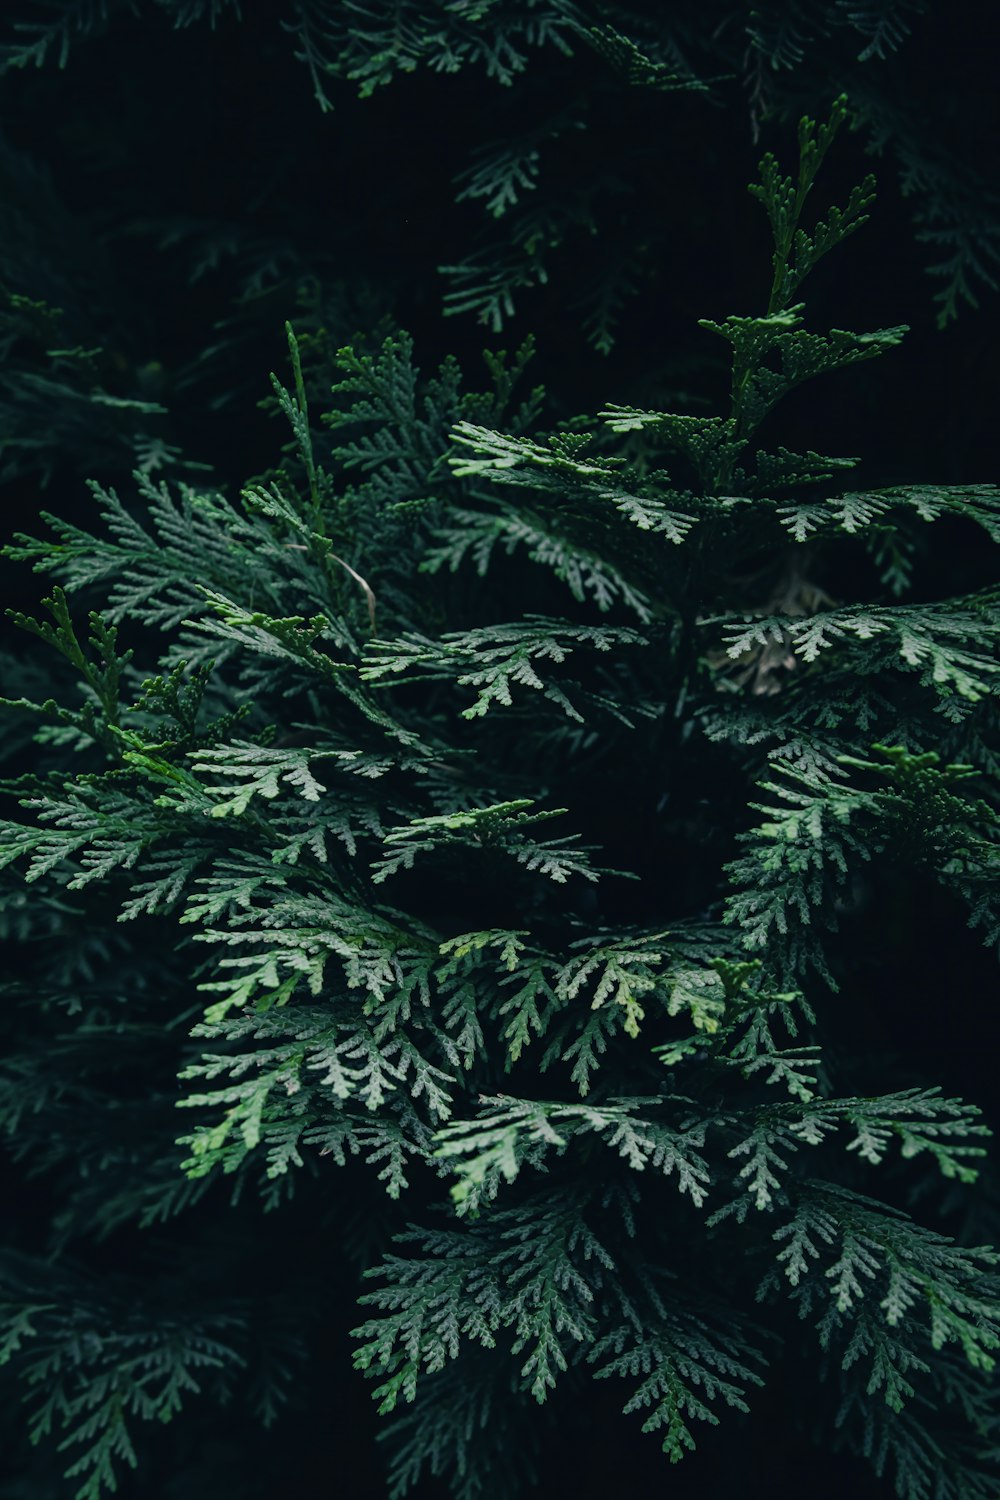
[2,5,998,505]
[1,6,998,1497]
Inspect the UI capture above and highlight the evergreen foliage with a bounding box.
[1,85,998,1496]
[1,0,997,372]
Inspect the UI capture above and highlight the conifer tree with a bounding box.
[1,79,998,1498]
